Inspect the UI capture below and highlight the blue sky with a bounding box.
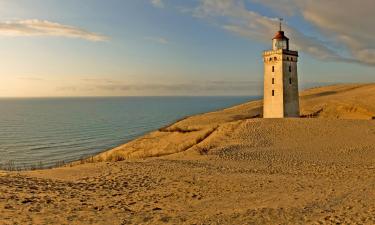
[0,0,374,97]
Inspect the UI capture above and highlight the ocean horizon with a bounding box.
[0,96,259,169]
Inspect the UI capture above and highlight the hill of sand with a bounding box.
[1,83,375,224]
[94,83,375,161]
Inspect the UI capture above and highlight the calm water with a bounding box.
[0,96,257,169]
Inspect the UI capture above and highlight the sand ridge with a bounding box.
[93,83,375,161]
[1,83,375,224]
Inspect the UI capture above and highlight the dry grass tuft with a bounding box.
[159,126,200,133]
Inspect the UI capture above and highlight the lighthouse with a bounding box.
[263,19,300,118]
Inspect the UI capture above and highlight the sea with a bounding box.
[0,96,258,169]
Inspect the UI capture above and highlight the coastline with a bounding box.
[3,83,375,171]
[1,83,375,224]
[87,83,375,163]
[0,96,255,171]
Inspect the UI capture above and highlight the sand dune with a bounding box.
[94,83,375,161]
[1,83,375,224]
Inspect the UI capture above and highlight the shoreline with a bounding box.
[2,83,375,171]
[1,96,257,172]
[2,83,375,224]
[85,83,375,164]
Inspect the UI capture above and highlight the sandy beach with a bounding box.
[1,84,375,224]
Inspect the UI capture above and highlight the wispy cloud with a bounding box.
[145,36,169,45]
[57,80,261,95]
[0,19,108,41]
[81,78,117,84]
[249,0,375,66]
[17,76,45,81]
[95,81,258,92]
[150,0,165,8]
[288,0,375,66]
[193,0,353,64]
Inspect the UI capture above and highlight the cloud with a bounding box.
[193,0,353,63]
[253,0,375,66]
[295,0,375,66]
[144,36,169,45]
[17,76,45,81]
[0,19,108,41]
[95,81,258,92]
[251,0,297,16]
[57,80,261,95]
[150,0,165,8]
[81,78,117,84]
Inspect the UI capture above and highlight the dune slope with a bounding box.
[95,83,375,161]
[1,83,375,224]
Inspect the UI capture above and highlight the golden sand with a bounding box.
[1,84,375,224]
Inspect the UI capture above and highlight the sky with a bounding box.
[0,0,374,97]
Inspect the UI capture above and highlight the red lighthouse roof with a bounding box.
[273,31,289,40]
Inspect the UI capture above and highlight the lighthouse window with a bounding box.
[272,90,275,96]
[272,78,275,84]
[289,65,292,72]
[272,66,275,72]
[289,78,292,84]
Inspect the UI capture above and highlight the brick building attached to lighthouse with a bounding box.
[263,23,300,118]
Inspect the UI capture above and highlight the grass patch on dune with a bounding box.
[159,126,200,133]
[0,160,68,171]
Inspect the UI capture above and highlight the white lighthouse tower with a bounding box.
[263,19,300,118]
